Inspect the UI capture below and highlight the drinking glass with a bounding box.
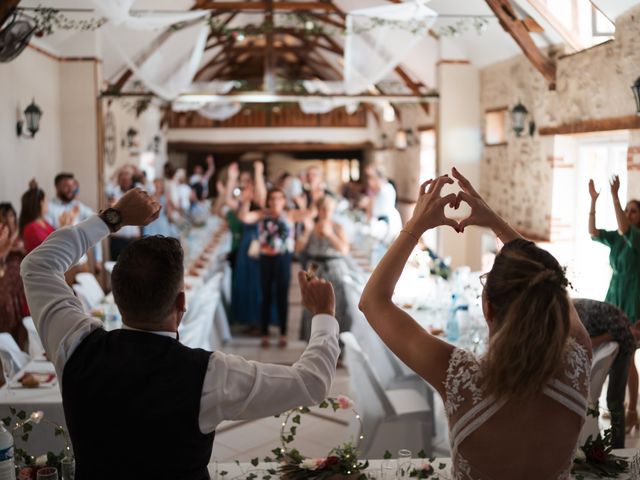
[397,449,412,477]
[61,457,75,480]
[37,467,59,480]
[0,354,15,394]
[380,460,397,480]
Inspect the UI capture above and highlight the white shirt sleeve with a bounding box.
[20,216,107,380]
[198,314,340,433]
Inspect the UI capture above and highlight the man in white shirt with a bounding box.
[365,167,397,221]
[45,173,103,275]
[21,188,340,479]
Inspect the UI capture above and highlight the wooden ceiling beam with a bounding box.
[485,0,556,86]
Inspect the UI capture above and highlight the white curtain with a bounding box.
[299,80,359,114]
[343,1,437,94]
[198,103,242,121]
[91,0,208,30]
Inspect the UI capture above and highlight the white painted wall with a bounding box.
[60,61,100,211]
[0,47,63,209]
[437,63,484,270]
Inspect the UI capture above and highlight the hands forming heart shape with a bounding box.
[406,167,500,235]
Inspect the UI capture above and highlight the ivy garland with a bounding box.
[27,8,490,39]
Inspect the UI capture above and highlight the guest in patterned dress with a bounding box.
[297,196,351,342]
[360,169,592,479]
[0,203,27,349]
[574,298,636,447]
[588,175,640,431]
[239,188,316,348]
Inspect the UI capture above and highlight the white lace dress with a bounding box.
[443,337,591,480]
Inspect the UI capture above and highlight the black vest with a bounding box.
[62,329,215,480]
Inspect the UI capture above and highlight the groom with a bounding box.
[21,188,340,480]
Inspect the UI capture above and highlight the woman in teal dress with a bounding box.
[589,175,640,431]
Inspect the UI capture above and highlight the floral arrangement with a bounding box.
[572,429,628,478]
[214,396,446,480]
[2,408,72,480]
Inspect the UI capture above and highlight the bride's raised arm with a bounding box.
[358,175,459,395]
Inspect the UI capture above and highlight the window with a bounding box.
[484,109,507,145]
[542,132,628,300]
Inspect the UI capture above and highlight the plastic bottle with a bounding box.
[445,294,459,342]
[0,422,15,480]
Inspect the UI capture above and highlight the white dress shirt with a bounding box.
[372,182,397,219]
[21,216,340,434]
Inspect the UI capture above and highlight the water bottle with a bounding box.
[456,304,470,336]
[446,294,459,342]
[0,422,15,480]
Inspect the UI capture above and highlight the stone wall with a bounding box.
[479,4,640,240]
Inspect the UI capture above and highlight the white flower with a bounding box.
[575,449,586,462]
[35,455,48,467]
[301,459,319,470]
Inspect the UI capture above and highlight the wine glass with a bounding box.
[0,353,15,394]
[37,467,59,480]
[397,449,412,477]
[61,457,75,480]
[380,460,397,480]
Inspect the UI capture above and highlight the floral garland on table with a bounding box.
[2,409,72,480]
[572,429,629,479]
[217,396,448,480]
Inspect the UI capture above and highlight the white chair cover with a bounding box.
[75,272,105,307]
[22,317,45,360]
[340,332,433,458]
[578,341,619,445]
[0,333,30,379]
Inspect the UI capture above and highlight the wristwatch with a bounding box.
[99,208,122,233]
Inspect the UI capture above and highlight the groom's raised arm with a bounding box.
[20,216,108,375]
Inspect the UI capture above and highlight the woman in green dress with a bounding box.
[589,174,640,432]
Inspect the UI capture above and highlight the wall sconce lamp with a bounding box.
[511,101,536,137]
[16,99,43,138]
[632,76,640,116]
[122,127,138,148]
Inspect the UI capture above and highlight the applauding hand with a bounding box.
[114,188,161,227]
[610,175,620,197]
[298,270,335,317]
[588,179,600,203]
[406,175,459,235]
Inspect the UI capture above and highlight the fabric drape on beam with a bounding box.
[343,1,437,95]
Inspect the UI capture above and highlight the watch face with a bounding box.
[106,209,120,225]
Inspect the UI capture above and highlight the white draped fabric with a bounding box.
[92,0,209,100]
[343,1,437,94]
[91,0,208,30]
[299,80,359,114]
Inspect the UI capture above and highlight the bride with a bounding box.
[359,168,592,479]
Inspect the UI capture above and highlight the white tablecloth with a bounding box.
[0,361,66,455]
[211,452,640,479]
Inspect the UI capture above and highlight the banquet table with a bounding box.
[0,360,66,456]
[209,452,640,479]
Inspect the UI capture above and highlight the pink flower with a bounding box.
[337,395,353,409]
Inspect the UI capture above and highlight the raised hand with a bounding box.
[610,175,620,196]
[407,175,459,234]
[228,162,239,181]
[298,270,335,316]
[253,161,264,176]
[451,167,498,232]
[588,179,600,202]
[114,188,161,227]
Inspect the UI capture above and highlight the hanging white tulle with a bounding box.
[198,103,242,121]
[103,21,209,100]
[299,80,359,114]
[343,0,437,94]
[91,0,208,30]
[189,81,241,95]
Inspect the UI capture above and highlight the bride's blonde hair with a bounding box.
[481,239,570,401]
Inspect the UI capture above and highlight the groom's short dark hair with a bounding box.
[112,236,184,323]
